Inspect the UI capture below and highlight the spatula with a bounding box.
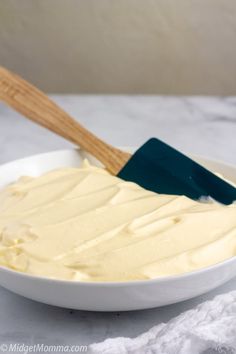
[0,66,235,205]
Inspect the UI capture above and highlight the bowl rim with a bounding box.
[0,147,235,287]
[2,146,236,172]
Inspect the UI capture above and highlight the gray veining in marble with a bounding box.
[0,95,235,349]
[1,96,236,165]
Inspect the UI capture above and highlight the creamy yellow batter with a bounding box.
[0,161,235,281]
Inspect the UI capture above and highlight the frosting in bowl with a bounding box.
[0,161,236,281]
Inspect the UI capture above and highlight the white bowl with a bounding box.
[0,148,236,311]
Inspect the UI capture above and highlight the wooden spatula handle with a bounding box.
[0,66,131,174]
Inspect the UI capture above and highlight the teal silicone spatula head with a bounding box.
[118,138,236,205]
[0,67,235,205]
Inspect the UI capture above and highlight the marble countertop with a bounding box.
[0,95,236,350]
